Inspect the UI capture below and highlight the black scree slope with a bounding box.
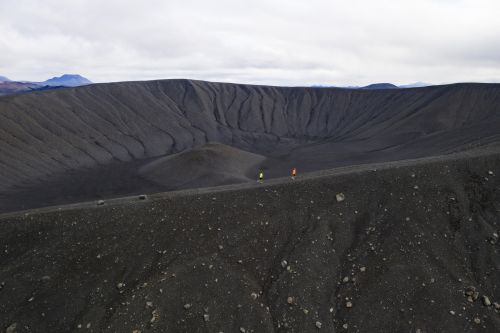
[0,80,500,212]
[0,149,499,332]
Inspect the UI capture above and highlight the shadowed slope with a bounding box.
[139,142,266,189]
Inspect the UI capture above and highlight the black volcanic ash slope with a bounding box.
[0,150,499,332]
[138,142,265,189]
[0,80,500,211]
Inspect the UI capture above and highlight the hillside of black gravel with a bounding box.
[1,80,500,212]
[1,149,499,332]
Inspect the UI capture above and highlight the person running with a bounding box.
[291,167,297,180]
[258,169,264,183]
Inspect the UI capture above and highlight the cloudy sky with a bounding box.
[1,0,499,86]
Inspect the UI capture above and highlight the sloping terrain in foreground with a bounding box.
[1,149,499,332]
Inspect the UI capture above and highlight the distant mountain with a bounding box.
[399,82,432,88]
[30,85,68,93]
[312,82,432,90]
[310,85,337,88]
[42,74,92,87]
[0,74,92,97]
[361,83,399,90]
[0,81,41,96]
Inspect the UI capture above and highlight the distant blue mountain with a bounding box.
[399,82,432,88]
[0,74,91,96]
[30,85,67,92]
[312,82,433,89]
[360,83,399,90]
[42,74,92,87]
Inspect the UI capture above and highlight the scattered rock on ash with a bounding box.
[150,309,159,323]
[490,233,499,244]
[483,296,491,307]
[6,323,17,333]
[465,286,476,296]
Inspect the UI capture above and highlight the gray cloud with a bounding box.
[1,0,499,85]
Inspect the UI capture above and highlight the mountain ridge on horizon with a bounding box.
[42,74,92,87]
[0,73,92,96]
[2,74,500,97]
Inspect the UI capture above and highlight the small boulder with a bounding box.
[464,286,476,296]
[490,233,499,244]
[336,193,345,202]
[150,309,159,323]
[315,321,322,329]
[483,296,491,306]
[6,323,17,333]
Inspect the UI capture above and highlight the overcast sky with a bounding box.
[1,0,499,86]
